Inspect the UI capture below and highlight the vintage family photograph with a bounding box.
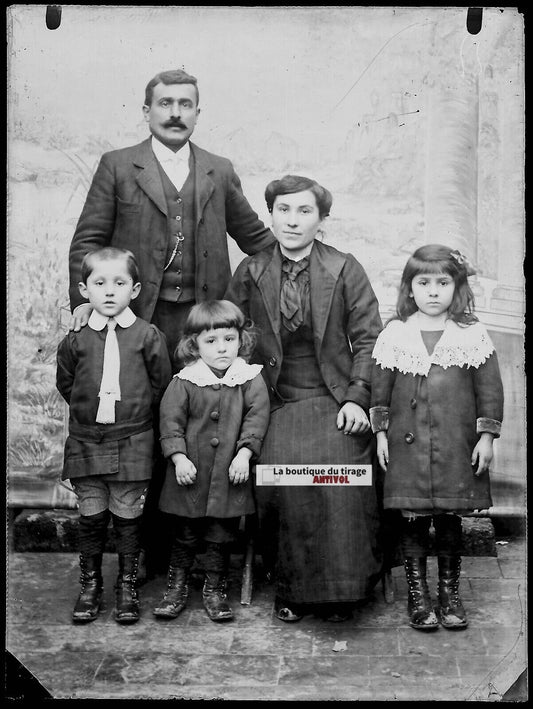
[6,5,526,702]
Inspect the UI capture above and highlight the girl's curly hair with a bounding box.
[176,300,257,366]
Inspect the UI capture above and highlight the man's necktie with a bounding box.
[280,257,309,333]
[96,319,121,424]
[163,155,189,192]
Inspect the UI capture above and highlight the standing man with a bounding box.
[68,69,275,576]
[69,68,274,358]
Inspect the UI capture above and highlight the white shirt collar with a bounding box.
[88,307,137,331]
[151,136,190,165]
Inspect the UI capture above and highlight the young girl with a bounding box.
[56,247,172,624]
[370,244,504,631]
[153,300,270,622]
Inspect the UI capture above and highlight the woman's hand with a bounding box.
[229,448,252,485]
[376,431,389,471]
[471,432,494,476]
[68,303,93,332]
[336,402,370,435]
[172,453,197,486]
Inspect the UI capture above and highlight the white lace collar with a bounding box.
[372,314,495,376]
[175,357,263,387]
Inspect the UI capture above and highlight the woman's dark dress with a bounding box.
[258,321,382,605]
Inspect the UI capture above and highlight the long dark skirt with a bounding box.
[256,395,383,605]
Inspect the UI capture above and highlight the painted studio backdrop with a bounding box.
[7,6,525,516]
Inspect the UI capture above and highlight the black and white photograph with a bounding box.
[6,5,526,702]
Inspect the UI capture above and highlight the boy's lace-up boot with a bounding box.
[72,554,103,622]
[114,553,140,624]
[112,514,141,624]
[72,510,109,623]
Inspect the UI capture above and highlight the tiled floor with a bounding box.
[5,536,527,701]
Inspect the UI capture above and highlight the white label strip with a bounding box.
[255,464,372,486]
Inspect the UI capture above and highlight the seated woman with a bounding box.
[225,174,384,622]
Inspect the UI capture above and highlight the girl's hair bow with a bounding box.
[450,249,476,276]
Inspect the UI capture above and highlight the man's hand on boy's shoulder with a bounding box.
[69,303,93,332]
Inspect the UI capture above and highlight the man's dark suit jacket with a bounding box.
[69,138,275,320]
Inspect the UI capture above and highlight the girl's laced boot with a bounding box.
[153,566,190,619]
[401,515,438,630]
[437,554,468,628]
[403,556,439,630]
[203,572,233,622]
[202,543,233,622]
[434,513,467,628]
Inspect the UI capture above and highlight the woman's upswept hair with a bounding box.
[176,300,257,366]
[265,174,333,219]
[394,243,478,325]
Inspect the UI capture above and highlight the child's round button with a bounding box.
[404,432,415,444]
[210,437,220,447]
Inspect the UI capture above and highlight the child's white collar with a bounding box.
[88,307,136,331]
[372,313,495,376]
[176,357,263,387]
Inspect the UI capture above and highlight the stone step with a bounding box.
[10,509,497,556]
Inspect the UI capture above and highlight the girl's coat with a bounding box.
[158,358,270,518]
[370,315,504,511]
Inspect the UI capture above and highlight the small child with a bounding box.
[56,247,172,625]
[153,300,270,622]
[370,244,504,631]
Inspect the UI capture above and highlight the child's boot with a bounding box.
[202,543,233,622]
[72,554,104,623]
[153,542,194,619]
[72,511,109,623]
[153,567,191,619]
[112,514,141,624]
[401,516,439,631]
[434,514,468,629]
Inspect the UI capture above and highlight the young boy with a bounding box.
[56,247,172,624]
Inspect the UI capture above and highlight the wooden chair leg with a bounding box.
[240,535,254,605]
[382,569,395,604]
